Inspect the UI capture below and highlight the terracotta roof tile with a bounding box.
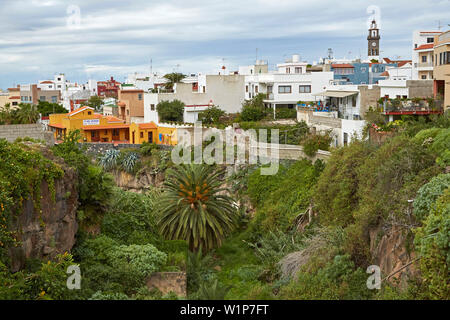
[415,43,434,51]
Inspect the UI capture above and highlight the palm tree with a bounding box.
[16,103,40,124]
[158,165,237,252]
[163,72,185,91]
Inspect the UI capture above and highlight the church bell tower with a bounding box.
[367,19,380,61]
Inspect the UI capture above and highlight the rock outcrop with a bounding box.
[9,154,79,272]
[370,226,418,288]
[112,169,165,193]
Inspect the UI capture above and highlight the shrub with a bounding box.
[275,108,296,119]
[198,105,225,125]
[413,174,450,221]
[240,105,266,122]
[301,132,332,157]
[140,142,159,156]
[157,100,184,122]
[414,189,449,299]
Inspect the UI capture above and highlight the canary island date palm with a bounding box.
[158,165,237,252]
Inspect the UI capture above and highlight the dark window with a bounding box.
[140,132,143,138]
[422,55,427,62]
[427,37,434,43]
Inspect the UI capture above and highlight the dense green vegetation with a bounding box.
[157,100,185,122]
[0,112,448,300]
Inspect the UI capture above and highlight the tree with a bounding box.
[156,100,185,122]
[163,73,186,91]
[158,165,237,251]
[0,103,14,124]
[16,103,40,124]
[239,93,268,122]
[197,105,225,125]
[37,100,67,116]
[87,95,103,112]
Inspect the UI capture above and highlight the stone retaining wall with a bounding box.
[0,124,54,145]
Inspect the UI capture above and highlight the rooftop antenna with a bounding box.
[150,58,153,76]
[256,48,258,64]
[437,20,442,30]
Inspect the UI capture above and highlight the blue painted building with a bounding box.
[331,62,398,85]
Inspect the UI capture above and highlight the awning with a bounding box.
[312,91,358,98]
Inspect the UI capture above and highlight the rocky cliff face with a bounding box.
[370,226,418,288]
[112,169,165,193]
[9,159,79,272]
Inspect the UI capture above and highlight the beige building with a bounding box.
[20,84,61,105]
[144,74,246,123]
[433,30,450,110]
[118,89,145,123]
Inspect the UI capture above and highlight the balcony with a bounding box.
[382,99,443,115]
[417,62,433,69]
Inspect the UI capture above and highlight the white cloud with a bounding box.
[0,0,448,88]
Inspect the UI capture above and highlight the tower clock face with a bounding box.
[372,42,377,47]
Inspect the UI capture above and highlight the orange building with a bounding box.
[48,106,177,145]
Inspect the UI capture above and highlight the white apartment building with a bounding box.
[244,55,334,117]
[38,74,98,110]
[144,74,246,124]
[412,30,441,80]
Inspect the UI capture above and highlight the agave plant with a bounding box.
[197,279,231,300]
[158,165,237,252]
[121,152,140,173]
[98,149,120,170]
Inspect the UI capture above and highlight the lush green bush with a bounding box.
[248,160,324,232]
[157,100,185,122]
[413,174,450,221]
[275,108,296,119]
[73,235,166,296]
[240,105,266,122]
[101,188,160,245]
[278,254,373,300]
[301,132,332,157]
[314,141,373,227]
[53,130,115,229]
[36,100,67,116]
[140,141,159,156]
[414,189,449,299]
[198,105,225,125]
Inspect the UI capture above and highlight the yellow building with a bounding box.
[49,106,177,145]
[433,31,450,110]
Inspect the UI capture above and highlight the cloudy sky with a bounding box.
[0,0,449,89]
